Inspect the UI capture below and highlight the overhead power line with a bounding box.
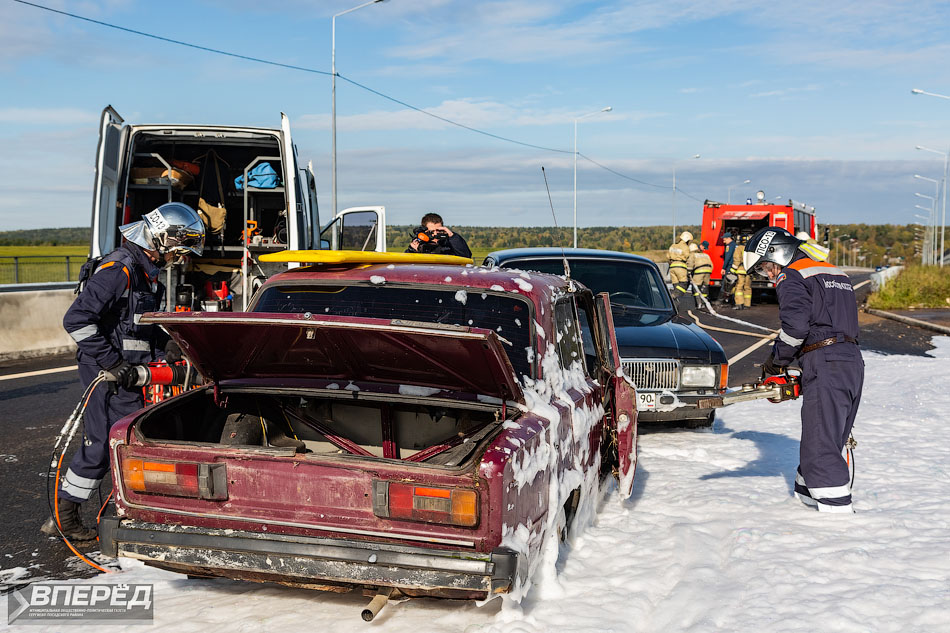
[13,0,705,200]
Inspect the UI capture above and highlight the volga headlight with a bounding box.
[680,365,717,388]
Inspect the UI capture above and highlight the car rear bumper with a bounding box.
[99,517,519,599]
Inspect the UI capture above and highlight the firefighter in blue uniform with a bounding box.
[42,203,205,540]
[744,227,863,514]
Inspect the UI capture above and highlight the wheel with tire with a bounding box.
[686,411,716,429]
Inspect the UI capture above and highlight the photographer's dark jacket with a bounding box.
[64,243,168,369]
[406,232,472,259]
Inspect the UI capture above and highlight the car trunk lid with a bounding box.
[142,312,524,403]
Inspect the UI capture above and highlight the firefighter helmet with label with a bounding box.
[742,226,801,276]
[120,203,205,256]
[680,231,694,242]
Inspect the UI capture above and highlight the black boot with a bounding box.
[41,498,97,542]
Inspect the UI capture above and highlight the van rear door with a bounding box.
[280,113,303,250]
[91,106,125,257]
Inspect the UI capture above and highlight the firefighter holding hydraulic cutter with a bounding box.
[743,226,863,514]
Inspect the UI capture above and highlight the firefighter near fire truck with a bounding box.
[668,231,693,310]
[730,236,752,310]
[688,241,713,310]
[743,226,862,514]
[42,203,205,544]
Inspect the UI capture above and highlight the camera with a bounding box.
[410,226,449,253]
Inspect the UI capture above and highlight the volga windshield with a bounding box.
[252,283,534,378]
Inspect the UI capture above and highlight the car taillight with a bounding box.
[373,481,478,527]
[121,457,227,500]
[720,363,729,390]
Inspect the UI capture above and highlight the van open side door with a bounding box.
[280,113,302,250]
[320,206,387,252]
[91,106,125,258]
[595,292,638,499]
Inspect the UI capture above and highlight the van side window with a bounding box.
[554,299,586,375]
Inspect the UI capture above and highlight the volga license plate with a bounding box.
[637,392,657,410]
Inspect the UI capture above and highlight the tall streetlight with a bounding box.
[835,233,849,267]
[916,145,949,267]
[573,106,612,248]
[727,179,751,204]
[672,154,701,243]
[332,0,387,220]
[915,175,940,265]
[915,192,936,264]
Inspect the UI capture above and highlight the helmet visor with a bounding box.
[164,225,205,256]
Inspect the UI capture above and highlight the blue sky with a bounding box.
[2,0,950,231]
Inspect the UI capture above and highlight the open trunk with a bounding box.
[135,387,508,466]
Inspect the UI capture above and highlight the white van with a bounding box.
[91,106,386,310]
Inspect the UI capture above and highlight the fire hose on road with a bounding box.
[46,362,191,571]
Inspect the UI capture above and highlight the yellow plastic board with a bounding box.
[258,250,473,266]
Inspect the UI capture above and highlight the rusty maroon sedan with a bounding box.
[98,253,637,613]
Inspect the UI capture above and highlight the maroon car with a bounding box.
[99,258,637,608]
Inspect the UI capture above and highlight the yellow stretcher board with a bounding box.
[257,250,474,266]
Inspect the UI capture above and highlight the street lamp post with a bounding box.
[912,88,950,100]
[727,179,751,204]
[915,175,940,265]
[916,145,949,266]
[915,192,936,264]
[573,106,612,248]
[332,0,387,221]
[672,154,701,244]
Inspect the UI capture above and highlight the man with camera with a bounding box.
[406,213,472,258]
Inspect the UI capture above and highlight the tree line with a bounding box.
[0,224,932,266]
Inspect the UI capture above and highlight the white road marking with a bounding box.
[853,279,871,290]
[728,332,778,365]
[0,365,77,382]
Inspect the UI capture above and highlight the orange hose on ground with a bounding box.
[54,451,112,574]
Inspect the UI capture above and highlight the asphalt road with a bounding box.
[0,269,937,588]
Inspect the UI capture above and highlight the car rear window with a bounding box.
[502,258,672,311]
[253,283,534,378]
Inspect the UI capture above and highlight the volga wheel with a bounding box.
[686,412,715,429]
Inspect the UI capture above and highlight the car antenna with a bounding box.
[541,166,572,281]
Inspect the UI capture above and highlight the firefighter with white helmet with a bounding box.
[668,231,693,309]
[730,235,753,310]
[44,203,205,541]
[744,226,862,513]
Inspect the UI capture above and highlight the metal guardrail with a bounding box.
[0,256,85,285]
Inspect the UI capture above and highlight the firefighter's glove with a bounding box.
[761,356,785,376]
[165,339,183,364]
[109,361,140,391]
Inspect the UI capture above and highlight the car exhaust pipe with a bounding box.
[361,587,393,622]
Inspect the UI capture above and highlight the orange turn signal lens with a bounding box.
[720,363,729,390]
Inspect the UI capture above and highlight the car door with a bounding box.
[594,292,638,499]
[91,106,125,258]
[320,206,387,252]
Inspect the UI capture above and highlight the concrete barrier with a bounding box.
[0,289,77,361]
[869,266,903,292]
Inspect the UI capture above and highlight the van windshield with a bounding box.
[252,283,534,378]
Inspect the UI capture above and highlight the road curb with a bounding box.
[865,308,950,336]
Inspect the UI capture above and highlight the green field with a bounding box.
[867,265,950,309]
[0,246,89,284]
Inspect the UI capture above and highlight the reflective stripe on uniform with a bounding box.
[779,328,805,347]
[808,483,852,500]
[61,469,102,501]
[670,261,688,268]
[788,259,847,279]
[692,266,712,274]
[122,339,151,351]
[133,314,143,324]
[816,501,853,514]
[67,324,98,343]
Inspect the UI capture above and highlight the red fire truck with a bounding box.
[700,192,817,293]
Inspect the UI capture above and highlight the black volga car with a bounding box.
[484,248,728,426]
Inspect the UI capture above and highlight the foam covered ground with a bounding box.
[5,338,949,632]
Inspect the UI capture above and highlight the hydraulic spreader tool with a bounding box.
[697,368,802,409]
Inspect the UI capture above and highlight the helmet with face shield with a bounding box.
[742,226,801,277]
[119,203,205,257]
